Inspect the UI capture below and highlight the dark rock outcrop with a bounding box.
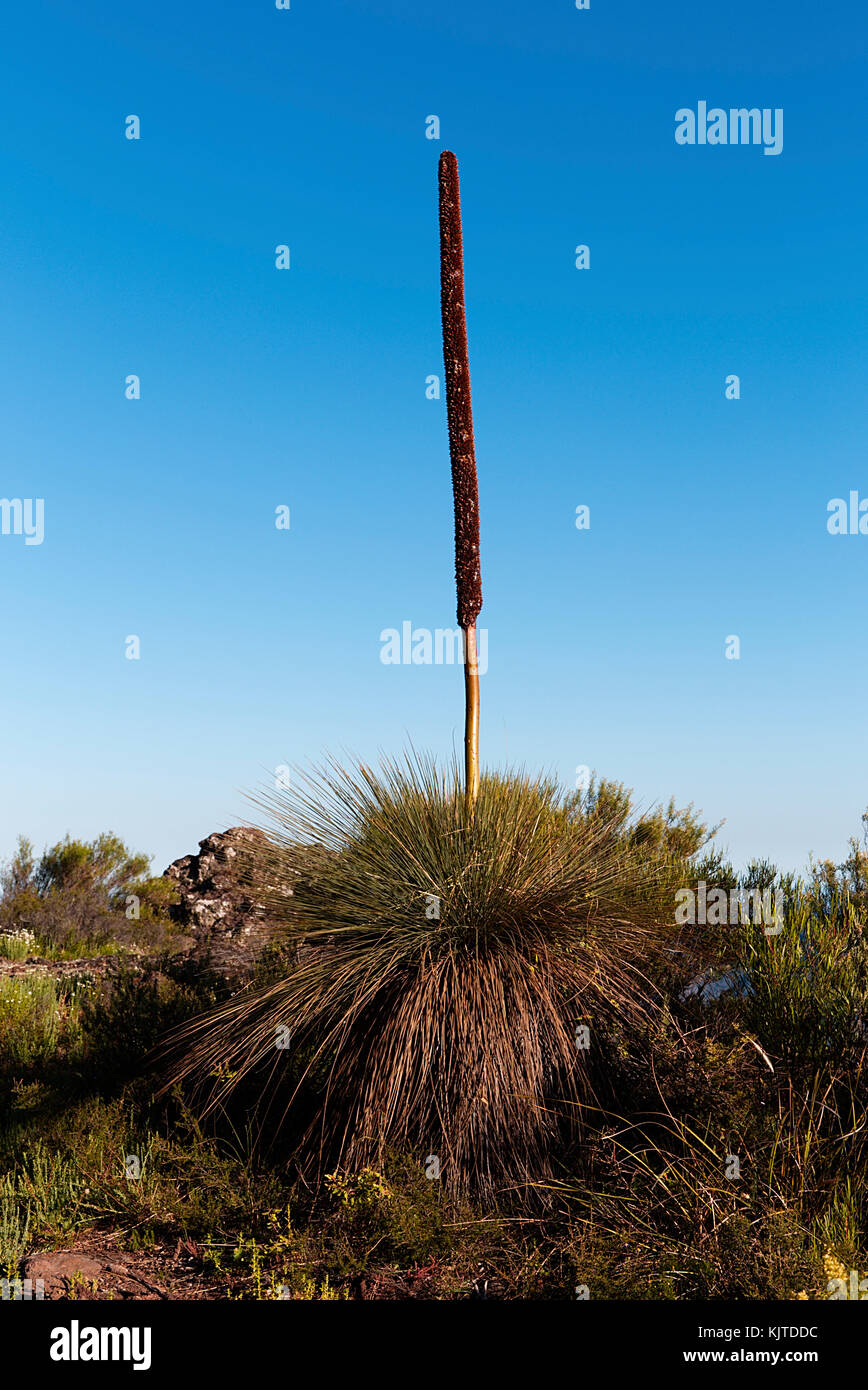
[162,827,281,982]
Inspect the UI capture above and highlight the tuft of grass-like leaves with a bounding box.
[161,753,680,1196]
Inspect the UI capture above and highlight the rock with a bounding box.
[23,1250,169,1300]
[24,1251,106,1291]
[163,827,283,983]
[680,966,751,1004]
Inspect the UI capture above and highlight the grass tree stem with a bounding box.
[464,625,480,812]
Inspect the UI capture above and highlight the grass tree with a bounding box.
[160,157,681,1197]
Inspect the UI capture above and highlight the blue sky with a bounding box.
[1,0,866,876]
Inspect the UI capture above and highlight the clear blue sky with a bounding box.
[1,0,866,876]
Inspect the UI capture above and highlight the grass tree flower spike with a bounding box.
[438,151,482,818]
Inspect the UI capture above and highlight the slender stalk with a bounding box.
[438,150,482,819]
[463,625,480,811]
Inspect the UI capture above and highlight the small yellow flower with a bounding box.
[823,1250,848,1283]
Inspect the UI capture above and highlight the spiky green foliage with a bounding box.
[161,754,680,1197]
[732,884,868,1066]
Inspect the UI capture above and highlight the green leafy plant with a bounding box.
[0,832,178,953]
[732,885,868,1066]
[0,1193,31,1276]
[0,975,87,1068]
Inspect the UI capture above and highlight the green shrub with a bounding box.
[0,832,179,953]
[0,931,35,961]
[732,885,868,1066]
[0,1194,31,1276]
[80,960,219,1084]
[0,975,87,1068]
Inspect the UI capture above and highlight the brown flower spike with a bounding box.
[439,151,482,629]
[439,150,482,814]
